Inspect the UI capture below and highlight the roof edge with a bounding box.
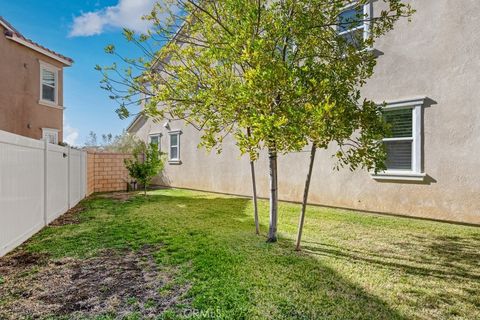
[0,16,73,66]
[126,113,145,133]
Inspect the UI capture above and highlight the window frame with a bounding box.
[149,133,162,152]
[143,84,153,108]
[371,97,427,182]
[39,61,60,108]
[42,128,59,145]
[337,1,372,45]
[168,130,182,164]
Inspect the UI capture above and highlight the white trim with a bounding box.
[378,97,427,109]
[39,60,59,107]
[168,130,181,163]
[382,137,413,142]
[143,84,153,108]
[338,25,364,36]
[338,1,372,42]
[5,35,73,66]
[371,97,428,182]
[38,100,64,109]
[42,128,59,145]
[149,133,162,151]
[126,114,144,133]
[0,19,12,32]
[412,104,422,173]
[372,171,426,182]
[363,1,373,40]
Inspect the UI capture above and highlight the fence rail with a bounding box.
[0,130,87,257]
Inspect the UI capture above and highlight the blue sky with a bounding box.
[2,0,158,146]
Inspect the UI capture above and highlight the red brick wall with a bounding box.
[86,152,132,194]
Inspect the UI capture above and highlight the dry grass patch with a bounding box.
[0,246,189,319]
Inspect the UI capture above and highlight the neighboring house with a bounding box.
[127,0,480,225]
[0,17,73,144]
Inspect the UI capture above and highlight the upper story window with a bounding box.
[337,2,371,47]
[149,134,161,152]
[42,128,58,145]
[143,85,152,108]
[40,61,58,106]
[168,130,181,164]
[372,98,427,182]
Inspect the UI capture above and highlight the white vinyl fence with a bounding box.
[0,130,87,257]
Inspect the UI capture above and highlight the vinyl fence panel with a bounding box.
[69,148,85,208]
[0,130,88,257]
[0,131,45,257]
[46,143,70,224]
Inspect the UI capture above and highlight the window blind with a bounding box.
[384,109,413,138]
[383,108,414,170]
[384,140,412,170]
[41,68,56,102]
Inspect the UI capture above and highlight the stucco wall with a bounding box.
[129,0,480,225]
[0,25,64,142]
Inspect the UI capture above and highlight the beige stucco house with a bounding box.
[0,17,73,144]
[127,0,480,225]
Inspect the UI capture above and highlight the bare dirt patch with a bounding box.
[0,246,189,319]
[97,192,138,202]
[50,205,86,226]
[0,251,49,268]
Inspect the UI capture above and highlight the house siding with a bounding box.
[129,0,480,224]
[0,24,65,142]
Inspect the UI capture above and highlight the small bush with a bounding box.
[124,142,165,195]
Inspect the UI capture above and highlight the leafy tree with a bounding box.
[84,131,98,147]
[107,131,143,153]
[84,130,142,154]
[124,142,165,195]
[98,0,413,243]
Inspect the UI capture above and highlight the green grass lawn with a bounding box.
[1,188,479,319]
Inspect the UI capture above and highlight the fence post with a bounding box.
[43,139,48,226]
[83,151,87,198]
[67,146,71,209]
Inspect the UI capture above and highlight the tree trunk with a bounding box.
[250,160,260,235]
[144,184,147,196]
[267,149,278,242]
[295,144,317,251]
[247,128,260,235]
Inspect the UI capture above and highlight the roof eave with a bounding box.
[126,114,145,133]
[5,35,73,66]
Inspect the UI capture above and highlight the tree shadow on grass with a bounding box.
[18,192,407,320]
[301,238,480,283]
[300,231,480,319]
[121,193,406,319]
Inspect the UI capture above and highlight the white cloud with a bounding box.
[69,0,157,37]
[64,124,80,146]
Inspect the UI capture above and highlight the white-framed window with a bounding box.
[168,130,181,164]
[337,2,372,47]
[143,85,152,108]
[149,133,161,152]
[372,98,427,181]
[42,128,59,145]
[39,61,59,107]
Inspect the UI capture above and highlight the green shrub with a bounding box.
[124,142,165,195]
